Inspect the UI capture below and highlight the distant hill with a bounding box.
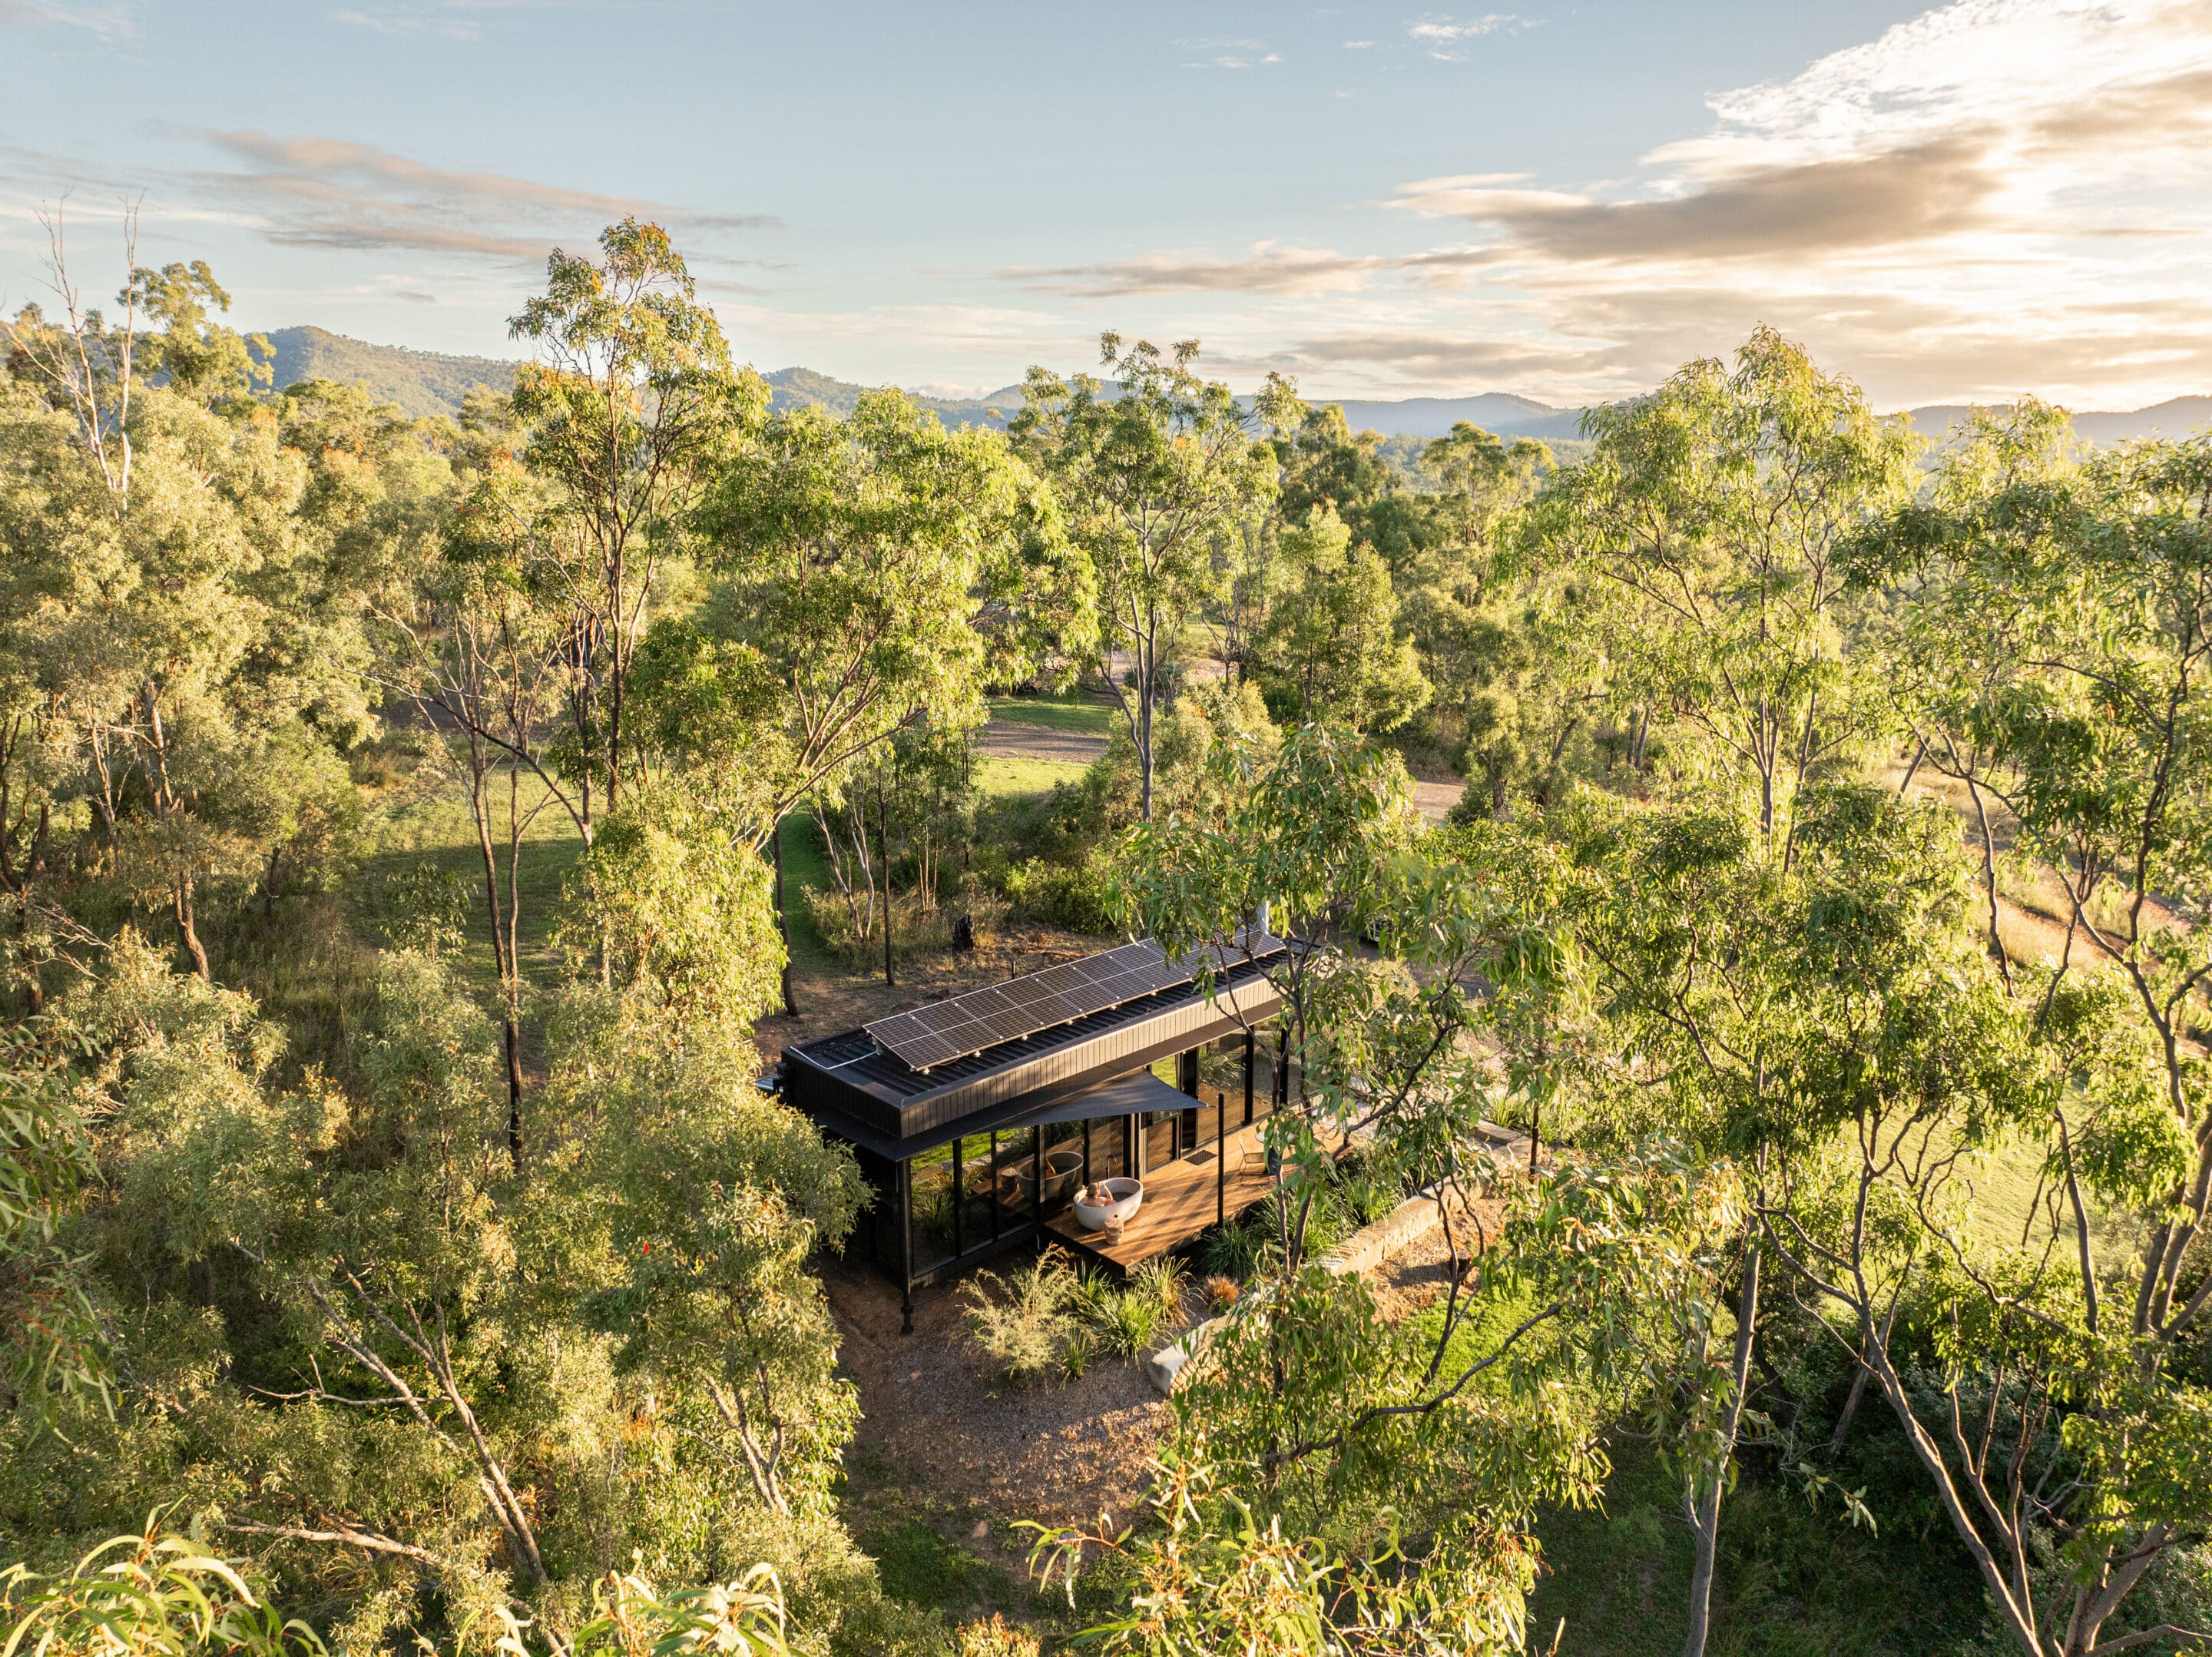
[252,327,2212,451]
[762,366,1022,430]
[1323,393,1589,442]
[1901,396,2212,445]
[263,326,518,421]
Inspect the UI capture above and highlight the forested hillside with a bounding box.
[2,222,2209,1657]
[260,326,519,419]
[252,326,2209,450]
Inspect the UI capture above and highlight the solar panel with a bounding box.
[863,926,1284,1072]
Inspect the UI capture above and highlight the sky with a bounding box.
[5,0,2212,410]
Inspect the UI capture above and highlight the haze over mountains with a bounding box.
[260,327,2212,447]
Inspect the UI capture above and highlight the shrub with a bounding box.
[956,1613,1041,1657]
[1203,1217,1267,1281]
[1061,1330,1094,1382]
[960,1254,1078,1387]
[1202,1274,1241,1314]
[1091,1286,1164,1357]
[800,886,968,969]
[1131,1255,1189,1326]
[999,853,1122,935]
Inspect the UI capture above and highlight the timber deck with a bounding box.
[1045,1118,1283,1271]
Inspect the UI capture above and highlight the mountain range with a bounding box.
[258,326,2212,446]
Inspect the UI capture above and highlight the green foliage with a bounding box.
[0,1027,108,1425]
[568,793,785,1037]
[998,853,1121,935]
[372,855,471,955]
[961,1255,1081,1388]
[1251,505,1429,734]
[1012,333,1290,817]
[0,1525,325,1657]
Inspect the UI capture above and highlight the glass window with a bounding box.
[1083,1114,1131,1185]
[959,1133,995,1248]
[1143,1109,1179,1174]
[908,1143,955,1274]
[992,1125,1038,1229]
[1039,1120,1084,1215]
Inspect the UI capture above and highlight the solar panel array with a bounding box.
[864,930,1277,1072]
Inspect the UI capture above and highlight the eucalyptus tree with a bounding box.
[1422,421,1553,555]
[1249,505,1429,734]
[504,217,760,832]
[1530,326,1916,846]
[1012,334,1292,819]
[1098,727,1749,1650]
[124,260,270,407]
[681,386,1087,999]
[1825,426,2212,1657]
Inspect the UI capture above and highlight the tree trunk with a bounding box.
[1684,1236,1761,1657]
[174,874,210,980]
[877,782,895,989]
[503,1016,525,1169]
[1965,772,2015,993]
[773,816,799,1016]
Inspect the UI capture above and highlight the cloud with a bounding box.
[326,7,483,39]
[0,0,135,43]
[192,129,777,261]
[1392,134,1999,261]
[1002,241,1498,297]
[394,289,438,303]
[1008,0,2212,409]
[1181,35,1281,68]
[1406,12,1535,58]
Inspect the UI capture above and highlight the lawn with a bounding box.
[353,770,585,1004]
[977,755,1091,797]
[986,691,1117,738]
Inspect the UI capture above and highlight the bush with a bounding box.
[998,853,1121,935]
[1131,1255,1190,1326]
[956,1612,1041,1657]
[961,1254,1079,1387]
[1093,1290,1163,1357]
[801,885,998,970]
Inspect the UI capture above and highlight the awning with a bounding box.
[816,1063,1200,1162]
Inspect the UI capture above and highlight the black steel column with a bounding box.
[898,1158,914,1335]
[951,1138,964,1258]
[988,1130,1002,1240]
[1243,1031,1255,1126]
[1031,1129,1043,1237]
[1217,1089,1225,1228]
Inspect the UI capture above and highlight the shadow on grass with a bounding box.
[1530,1440,1988,1656]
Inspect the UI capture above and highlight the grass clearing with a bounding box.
[988,692,1117,738]
[353,771,585,1004]
[978,756,1090,798]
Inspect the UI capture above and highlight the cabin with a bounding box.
[776,932,1292,1329]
